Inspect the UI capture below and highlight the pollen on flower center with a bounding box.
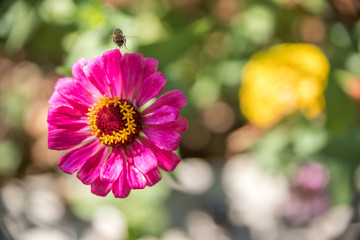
[87,95,142,146]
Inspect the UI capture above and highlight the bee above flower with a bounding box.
[47,49,187,198]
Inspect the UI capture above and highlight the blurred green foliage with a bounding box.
[70,180,171,238]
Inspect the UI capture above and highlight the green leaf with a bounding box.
[138,18,212,64]
[325,70,358,136]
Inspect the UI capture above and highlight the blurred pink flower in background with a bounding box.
[283,162,330,225]
[294,161,329,193]
[47,49,187,198]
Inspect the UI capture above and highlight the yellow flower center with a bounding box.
[87,95,141,146]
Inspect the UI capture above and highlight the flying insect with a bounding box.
[112,28,127,48]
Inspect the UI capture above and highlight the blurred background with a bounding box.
[1,0,360,239]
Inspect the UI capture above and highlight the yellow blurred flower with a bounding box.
[239,43,330,128]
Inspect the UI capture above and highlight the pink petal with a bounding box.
[83,56,111,96]
[54,77,71,89]
[140,136,181,171]
[143,58,158,79]
[142,90,187,115]
[72,58,87,81]
[49,90,72,108]
[142,125,181,151]
[112,163,131,198]
[47,106,88,131]
[120,53,143,99]
[135,72,166,107]
[127,164,147,189]
[77,147,108,185]
[48,124,59,132]
[91,177,112,197]
[131,58,158,103]
[72,58,102,97]
[48,105,86,120]
[126,141,158,175]
[48,127,93,150]
[55,78,96,113]
[100,148,124,183]
[57,140,100,174]
[102,49,123,97]
[147,116,188,134]
[167,116,188,133]
[144,168,162,186]
[143,106,179,125]
[49,121,88,132]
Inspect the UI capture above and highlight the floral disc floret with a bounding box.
[87,95,141,146]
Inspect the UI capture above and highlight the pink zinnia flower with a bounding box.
[47,49,187,198]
